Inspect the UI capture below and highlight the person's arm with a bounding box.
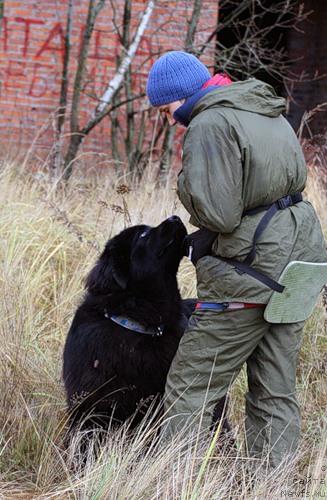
[177,111,244,233]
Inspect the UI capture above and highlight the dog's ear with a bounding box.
[85,240,128,293]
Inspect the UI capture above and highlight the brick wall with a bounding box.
[0,0,218,167]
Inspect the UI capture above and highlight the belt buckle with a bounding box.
[277,195,292,210]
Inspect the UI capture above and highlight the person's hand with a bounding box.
[183,228,218,265]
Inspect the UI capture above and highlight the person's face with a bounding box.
[158,100,184,126]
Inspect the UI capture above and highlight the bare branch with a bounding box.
[185,0,202,53]
[63,0,106,179]
[196,0,309,88]
[51,0,74,173]
[297,102,327,142]
[0,0,4,36]
[158,0,203,178]
[70,0,106,134]
[198,0,253,56]
[122,0,132,48]
[81,93,145,136]
[62,0,155,180]
[121,0,134,166]
[94,0,155,115]
[111,107,123,172]
[109,0,123,45]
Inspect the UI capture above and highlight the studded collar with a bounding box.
[104,309,164,337]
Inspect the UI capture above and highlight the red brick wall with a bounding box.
[0,1,218,167]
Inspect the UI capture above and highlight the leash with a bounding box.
[195,301,265,312]
[104,301,265,337]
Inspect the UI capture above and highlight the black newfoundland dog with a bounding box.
[63,216,196,431]
[63,215,231,442]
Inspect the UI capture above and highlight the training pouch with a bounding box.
[264,261,327,323]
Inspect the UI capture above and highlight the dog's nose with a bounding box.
[168,215,181,222]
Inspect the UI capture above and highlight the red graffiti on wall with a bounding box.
[4,60,26,90]
[15,17,44,57]
[0,17,123,65]
[28,63,60,98]
[0,17,125,100]
[35,23,65,60]
[0,15,154,115]
[1,17,8,52]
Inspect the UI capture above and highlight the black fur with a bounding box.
[63,216,235,450]
[63,216,195,430]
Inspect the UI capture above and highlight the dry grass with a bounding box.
[0,161,326,499]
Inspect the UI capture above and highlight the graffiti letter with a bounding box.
[28,63,50,97]
[15,18,44,57]
[0,16,8,52]
[35,23,65,60]
[4,60,26,90]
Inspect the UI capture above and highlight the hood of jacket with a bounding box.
[190,78,286,121]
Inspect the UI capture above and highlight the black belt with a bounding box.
[243,192,303,217]
[219,192,303,293]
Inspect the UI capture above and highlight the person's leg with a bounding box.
[163,308,267,438]
[245,321,304,468]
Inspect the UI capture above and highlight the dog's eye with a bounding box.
[139,231,148,238]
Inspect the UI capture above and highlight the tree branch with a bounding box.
[80,93,145,136]
[159,0,203,177]
[109,0,123,45]
[63,0,106,179]
[121,0,135,167]
[70,0,106,134]
[50,0,73,174]
[0,0,4,36]
[94,0,155,116]
[57,1,73,136]
[185,0,202,53]
[198,0,253,56]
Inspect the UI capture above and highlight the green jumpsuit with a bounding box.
[164,79,327,467]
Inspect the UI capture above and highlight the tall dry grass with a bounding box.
[0,161,326,499]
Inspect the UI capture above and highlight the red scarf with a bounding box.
[202,73,232,88]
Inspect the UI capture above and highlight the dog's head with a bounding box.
[86,216,187,294]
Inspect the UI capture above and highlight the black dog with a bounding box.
[63,216,232,444]
[63,216,196,430]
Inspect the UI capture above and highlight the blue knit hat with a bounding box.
[146,51,211,107]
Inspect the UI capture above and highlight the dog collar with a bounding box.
[104,310,164,337]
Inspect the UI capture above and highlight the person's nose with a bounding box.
[167,113,176,126]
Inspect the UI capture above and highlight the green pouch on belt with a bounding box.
[264,261,327,323]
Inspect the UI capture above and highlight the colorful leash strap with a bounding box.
[195,301,266,312]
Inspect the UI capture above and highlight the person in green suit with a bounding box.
[146,51,327,467]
